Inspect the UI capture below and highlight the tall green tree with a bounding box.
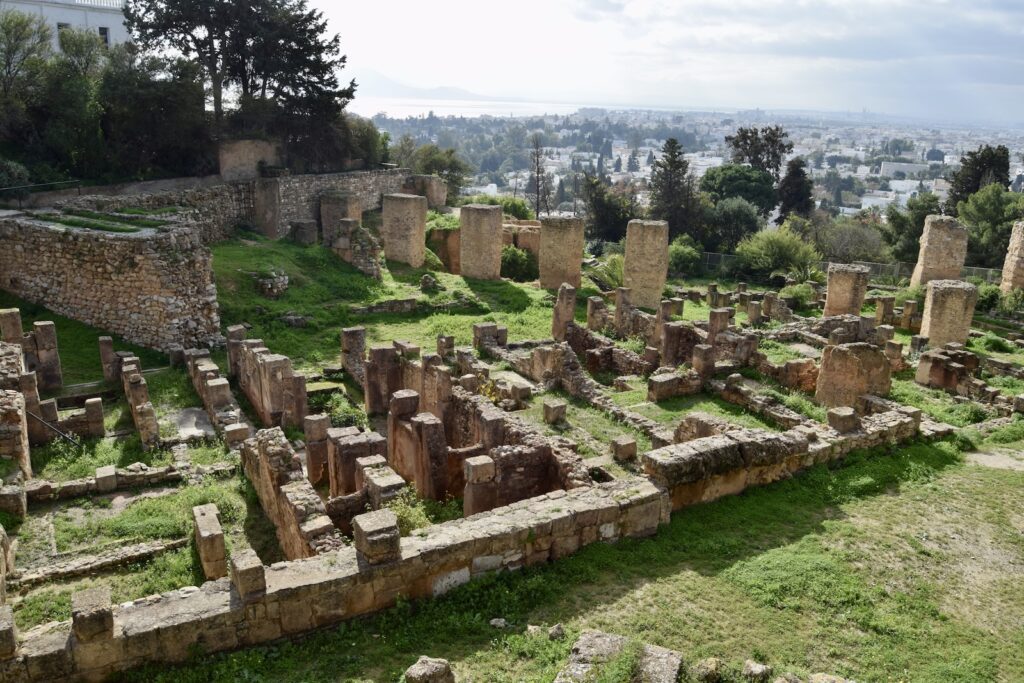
[724,125,793,180]
[706,197,762,252]
[946,144,1010,215]
[882,192,941,263]
[699,164,776,217]
[958,183,1024,267]
[627,149,640,173]
[649,138,703,242]
[776,157,814,224]
[582,173,634,242]
[412,144,470,201]
[0,9,50,99]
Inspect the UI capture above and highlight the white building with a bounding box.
[2,0,129,49]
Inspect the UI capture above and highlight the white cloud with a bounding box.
[316,0,1024,123]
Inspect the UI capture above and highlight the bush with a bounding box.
[975,283,1001,312]
[462,195,534,220]
[999,288,1024,316]
[0,159,31,201]
[974,331,1014,354]
[734,227,821,278]
[423,248,444,271]
[779,283,815,309]
[894,286,925,309]
[323,393,368,430]
[500,245,538,282]
[668,235,701,277]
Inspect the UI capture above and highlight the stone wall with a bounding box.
[459,205,503,280]
[910,215,969,287]
[822,264,869,317]
[0,219,221,352]
[228,335,307,429]
[623,220,669,310]
[218,139,282,183]
[814,343,891,408]
[0,392,28,480]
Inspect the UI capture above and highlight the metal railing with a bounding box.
[0,180,82,209]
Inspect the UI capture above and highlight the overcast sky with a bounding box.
[316,0,1024,124]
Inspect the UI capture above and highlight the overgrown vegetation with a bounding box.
[500,245,539,283]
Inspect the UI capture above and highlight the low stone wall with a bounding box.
[184,345,249,446]
[23,462,235,504]
[3,478,663,682]
[0,219,221,352]
[227,334,307,429]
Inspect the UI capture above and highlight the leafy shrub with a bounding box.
[779,283,815,309]
[0,159,31,201]
[425,210,459,233]
[585,253,625,290]
[462,195,534,220]
[423,248,444,271]
[500,245,538,282]
[975,283,1001,312]
[894,286,925,309]
[323,393,368,429]
[735,227,821,278]
[974,332,1014,354]
[998,288,1024,316]
[668,234,701,277]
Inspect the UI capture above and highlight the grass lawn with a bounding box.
[121,435,1024,683]
[609,381,782,432]
[518,390,653,457]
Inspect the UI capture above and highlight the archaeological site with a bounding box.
[0,143,1021,681]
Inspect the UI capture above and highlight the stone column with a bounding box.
[352,509,401,565]
[587,297,608,331]
[1000,221,1024,293]
[539,217,585,288]
[910,215,968,287]
[614,288,633,336]
[459,204,503,280]
[623,219,669,310]
[823,264,870,317]
[552,283,576,342]
[31,322,62,391]
[707,308,732,345]
[0,309,22,346]
[98,337,117,383]
[814,342,891,408]
[192,503,227,580]
[304,414,330,488]
[920,280,978,347]
[381,193,427,267]
[341,326,366,386]
[463,455,497,516]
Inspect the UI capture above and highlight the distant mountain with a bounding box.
[355,70,510,102]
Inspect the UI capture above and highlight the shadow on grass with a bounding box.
[122,437,965,683]
[465,277,536,313]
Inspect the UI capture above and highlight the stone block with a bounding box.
[1000,221,1024,293]
[193,503,227,580]
[539,217,585,288]
[611,435,637,462]
[911,215,968,287]
[920,280,977,347]
[405,656,455,683]
[815,343,891,408]
[381,194,427,267]
[827,407,860,433]
[623,220,669,309]
[0,606,15,659]
[464,455,495,484]
[352,509,401,564]
[95,465,117,493]
[71,587,113,642]
[459,204,503,280]
[543,399,567,424]
[823,264,870,317]
[230,548,266,600]
[224,422,249,447]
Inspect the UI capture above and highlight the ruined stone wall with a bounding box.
[822,264,869,317]
[229,338,307,429]
[60,184,254,244]
[910,215,969,288]
[920,280,977,347]
[257,169,411,239]
[0,219,221,352]
[623,220,669,310]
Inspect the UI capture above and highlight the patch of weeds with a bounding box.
[383,488,462,536]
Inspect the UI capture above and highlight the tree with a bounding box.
[724,125,793,180]
[57,28,106,79]
[613,155,622,173]
[627,149,640,173]
[926,148,945,162]
[390,134,418,169]
[705,197,762,252]
[555,178,567,205]
[649,138,704,242]
[412,145,470,201]
[699,164,776,217]
[776,157,814,224]
[581,173,634,242]
[958,183,1024,267]
[646,150,655,166]
[528,133,551,216]
[0,9,50,98]
[946,144,1010,215]
[881,192,941,263]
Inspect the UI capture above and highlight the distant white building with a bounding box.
[2,0,129,49]
[879,161,928,178]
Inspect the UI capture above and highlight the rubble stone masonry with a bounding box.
[0,219,221,352]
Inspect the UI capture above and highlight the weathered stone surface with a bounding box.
[404,656,455,683]
[71,587,113,642]
[823,264,869,317]
[543,399,567,424]
[552,283,576,342]
[815,343,891,408]
[910,215,968,287]
[460,204,503,280]
[1000,221,1024,293]
[623,220,669,310]
[920,279,977,347]
[540,217,585,289]
[381,194,427,268]
[352,509,401,564]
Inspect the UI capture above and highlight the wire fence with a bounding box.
[700,252,1002,285]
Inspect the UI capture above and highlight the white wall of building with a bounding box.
[1,0,129,49]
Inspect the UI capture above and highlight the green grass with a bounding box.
[119,206,184,216]
[519,390,653,457]
[609,384,782,432]
[32,213,141,233]
[890,372,994,427]
[758,339,805,365]
[120,438,1024,683]
[0,290,166,385]
[384,488,463,537]
[65,209,169,229]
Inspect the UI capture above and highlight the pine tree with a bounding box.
[627,149,640,173]
[613,156,622,173]
[649,138,703,242]
[646,150,655,166]
[776,157,814,224]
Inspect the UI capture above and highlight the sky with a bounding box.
[316,0,1024,124]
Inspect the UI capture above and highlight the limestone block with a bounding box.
[623,220,669,310]
[459,204,503,280]
[230,548,266,600]
[910,215,968,287]
[353,509,401,564]
[611,436,637,462]
[381,194,427,267]
[815,343,891,408]
[543,399,567,424]
[823,264,869,317]
[95,465,117,493]
[539,217,585,289]
[71,586,113,642]
[464,455,495,484]
[193,503,227,580]
[224,422,249,448]
[290,219,318,246]
[552,283,576,342]
[1000,221,1024,293]
[827,407,860,433]
[0,606,15,659]
[920,280,977,347]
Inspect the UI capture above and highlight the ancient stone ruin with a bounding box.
[459,204,503,280]
[920,280,978,347]
[381,193,427,268]
[539,217,585,289]
[623,219,669,309]
[1000,221,1024,293]
[822,264,869,317]
[910,214,969,287]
